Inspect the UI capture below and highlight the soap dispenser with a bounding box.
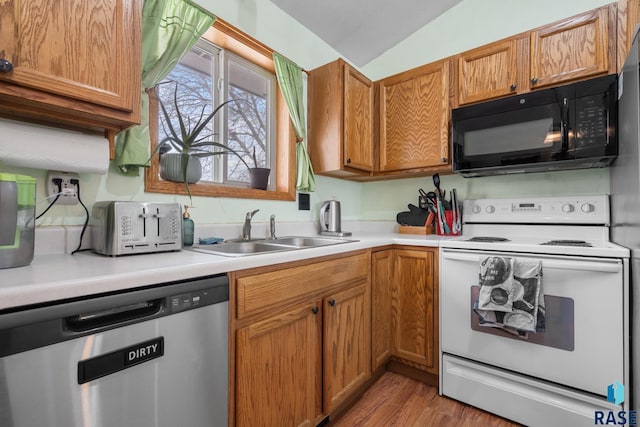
[182,205,194,247]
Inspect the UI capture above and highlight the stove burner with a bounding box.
[540,240,593,247]
[466,236,511,243]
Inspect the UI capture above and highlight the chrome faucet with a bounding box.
[242,209,259,240]
[269,214,277,239]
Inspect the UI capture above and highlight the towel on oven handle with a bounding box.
[477,256,515,312]
[474,258,545,333]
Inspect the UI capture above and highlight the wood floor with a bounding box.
[330,372,522,427]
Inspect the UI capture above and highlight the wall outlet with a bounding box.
[46,171,79,205]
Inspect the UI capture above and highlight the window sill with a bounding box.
[144,171,296,201]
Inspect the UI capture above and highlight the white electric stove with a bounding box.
[439,195,630,427]
[440,195,628,258]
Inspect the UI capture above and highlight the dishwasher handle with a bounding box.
[65,299,163,333]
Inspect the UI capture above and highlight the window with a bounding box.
[145,19,295,201]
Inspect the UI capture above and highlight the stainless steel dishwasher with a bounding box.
[0,274,228,427]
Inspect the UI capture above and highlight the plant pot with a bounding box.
[159,153,202,183]
[249,167,270,190]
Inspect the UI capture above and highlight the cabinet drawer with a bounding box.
[236,252,369,319]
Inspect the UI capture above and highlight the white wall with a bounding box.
[0,0,617,230]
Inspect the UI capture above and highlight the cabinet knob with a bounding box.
[0,58,13,73]
[510,84,517,91]
[312,306,319,315]
[441,157,447,163]
[328,299,335,307]
[531,77,538,85]
[346,158,351,164]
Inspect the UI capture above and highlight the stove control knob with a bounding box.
[485,205,495,214]
[581,203,595,213]
[472,205,481,214]
[561,203,575,213]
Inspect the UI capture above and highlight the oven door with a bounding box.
[440,248,624,396]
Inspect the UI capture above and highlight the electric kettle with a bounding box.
[319,200,351,237]
[0,173,36,269]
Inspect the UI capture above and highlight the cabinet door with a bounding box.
[236,301,322,427]
[371,250,393,370]
[343,64,374,171]
[323,282,370,413]
[530,6,612,89]
[458,39,518,105]
[392,249,437,370]
[379,60,449,171]
[619,0,640,72]
[0,0,140,118]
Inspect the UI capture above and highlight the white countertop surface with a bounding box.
[0,232,450,311]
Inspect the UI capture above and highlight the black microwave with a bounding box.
[451,74,618,177]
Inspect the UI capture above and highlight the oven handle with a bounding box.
[441,250,622,273]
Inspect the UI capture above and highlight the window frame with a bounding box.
[145,19,296,201]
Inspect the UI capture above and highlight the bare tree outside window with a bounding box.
[227,84,267,182]
[157,42,274,187]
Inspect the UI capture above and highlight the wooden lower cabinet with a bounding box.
[232,251,371,426]
[323,283,371,413]
[393,249,438,372]
[235,301,322,427]
[371,247,439,375]
[371,250,394,370]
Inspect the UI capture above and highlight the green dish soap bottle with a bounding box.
[182,205,194,247]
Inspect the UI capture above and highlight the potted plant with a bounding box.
[248,146,270,190]
[155,84,251,200]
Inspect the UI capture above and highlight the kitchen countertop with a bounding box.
[0,232,452,312]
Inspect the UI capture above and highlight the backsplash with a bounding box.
[35,220,397,255]
[359,168,611,221]
[2,160,610,228]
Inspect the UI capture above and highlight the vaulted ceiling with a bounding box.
[269,0,462,67]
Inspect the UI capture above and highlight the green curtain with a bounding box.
[273,52,316,193]
[115,0,215,175]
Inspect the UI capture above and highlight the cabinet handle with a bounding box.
[530,77,538,85]
[312,306,319,315]
[0,58,13,73]
[328,299,335,307]
[509,84,517,91]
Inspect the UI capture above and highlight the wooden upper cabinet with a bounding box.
[530,5,614,89]
[0,0,142,131]
[458,39,519,105]
[379,59,450,171]
[456,4,616,106]
[344,65,375,171]
[308,59,374,177]
[618,0,640,72]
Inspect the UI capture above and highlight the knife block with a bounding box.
[398,224,435,235]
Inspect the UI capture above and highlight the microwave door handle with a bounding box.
[561,97,569,152]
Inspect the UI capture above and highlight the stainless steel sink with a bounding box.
[189,241,295,257]
[188,236,356,257]
[262,236,353,248]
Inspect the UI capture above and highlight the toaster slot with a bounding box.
[156,207,161,237]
